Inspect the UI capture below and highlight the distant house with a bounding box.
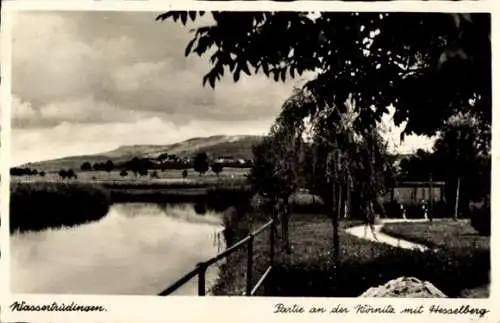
[214,156,237,164]
[158,153,180,162]
[383,181,446,205]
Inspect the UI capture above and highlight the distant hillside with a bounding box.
[21,135,264,172]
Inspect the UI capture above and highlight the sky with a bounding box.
[11,11,434,166]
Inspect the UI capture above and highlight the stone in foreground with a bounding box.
[360,276,447,298]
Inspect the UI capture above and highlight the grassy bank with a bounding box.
[214,213,490,297]
[380,220,490,297]
[10,182,111,233]
[380,220,490,250]
[210,208,271,296]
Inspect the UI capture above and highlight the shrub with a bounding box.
[470,197,490,236]
[10,182,111,233]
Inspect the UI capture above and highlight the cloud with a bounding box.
[12,11,297,130]
[10,11,434,164]
[12,96,38,122]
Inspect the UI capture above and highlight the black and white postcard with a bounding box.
[0,1,496,323]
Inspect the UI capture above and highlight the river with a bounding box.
[10,203,226,295]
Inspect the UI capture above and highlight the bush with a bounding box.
[470,197,490,236]
[10,182,111,233]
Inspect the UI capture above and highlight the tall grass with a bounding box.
[10,182,111,233]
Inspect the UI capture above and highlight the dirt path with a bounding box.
[345,219,430,252]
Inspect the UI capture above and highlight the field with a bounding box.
[12,167,250,185]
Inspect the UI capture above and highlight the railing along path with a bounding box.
[159,217,276,296]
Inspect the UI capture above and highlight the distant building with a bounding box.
[383,181,446,205]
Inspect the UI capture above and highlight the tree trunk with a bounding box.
[334,183,341,269]
[429,175,433,223]
[282,198,291,254]
[344,177,351,219]
[332,182,340,271]
[454,176,461,221]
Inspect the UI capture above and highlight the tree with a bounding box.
[10,167,38,176]
[81,162,92,172]
[105,160,114,173]
[158,12,490,140]
[59,169,77,180]
[138,168,148,176]
[193,152,209,175]
[211,162,223,176]
[67,169,77,179]
[182,169,188,179]
[124,157,155,176]
[160,10,489,277]
[433,112,490,219]
[248,89,309,253]
[158,153,170,161]
[250,85,394,264]
[93,163,103,171]
[398,150,436,181]
[58,170,67,180]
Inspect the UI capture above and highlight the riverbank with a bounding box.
[214,212,490,297]
[10,182,111,233]
[9,180,251,232]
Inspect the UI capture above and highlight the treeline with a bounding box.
[76,152,252,177]
[11,167,45,177]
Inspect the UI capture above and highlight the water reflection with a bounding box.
[10,203,226,295]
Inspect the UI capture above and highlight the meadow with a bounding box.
[214,213,490,297]
[12,167,250,185]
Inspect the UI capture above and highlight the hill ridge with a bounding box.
[19,134,264,172]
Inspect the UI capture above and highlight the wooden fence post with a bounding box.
[270,218,275,266]
[246,235,254,296]
[197,262,207,296]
